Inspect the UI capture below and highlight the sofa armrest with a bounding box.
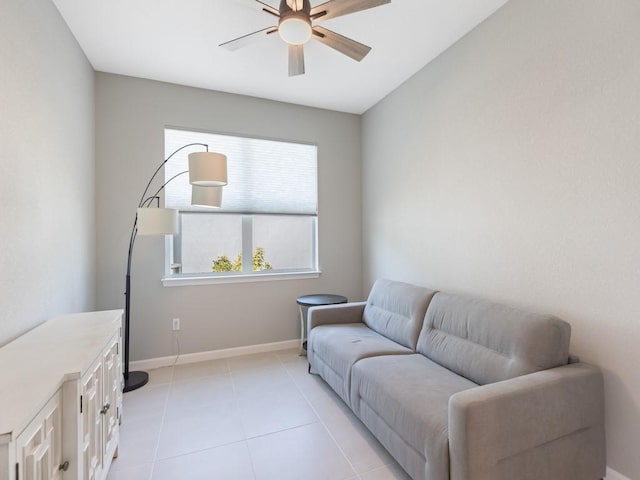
[307,302,367,334]
[448,363,606,480]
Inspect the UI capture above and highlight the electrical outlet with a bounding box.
[172,318,180,331]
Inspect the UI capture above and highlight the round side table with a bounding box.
[297,294,348,355]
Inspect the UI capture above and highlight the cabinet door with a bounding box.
[102,336,120,460]
[81,362,103,480]
[16,389,63,480]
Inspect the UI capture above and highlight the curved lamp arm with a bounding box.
[140,170,189,208]
[129,144,208,264]
[124,143,209,392]
[137,143,208,208]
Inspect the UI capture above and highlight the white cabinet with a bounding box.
[101,335,121,463]
[15,390,63,480]
[81,360,103,480]
[79,334,122,480]
[0,310,123,480]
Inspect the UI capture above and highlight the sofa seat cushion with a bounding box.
[308,323,413,405]
[351,354,477,480]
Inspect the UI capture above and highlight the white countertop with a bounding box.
[0,310,122,443]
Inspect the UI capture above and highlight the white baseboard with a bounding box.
[129,339,300,370]
[606,467,630,480]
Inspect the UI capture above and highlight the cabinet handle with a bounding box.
[59,461,70,471]
[100,403,111,415]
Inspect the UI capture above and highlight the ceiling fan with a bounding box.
[220,0,391,76]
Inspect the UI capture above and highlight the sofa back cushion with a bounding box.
[416,292,571,385]
[363,279,437,350]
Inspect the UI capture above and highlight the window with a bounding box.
[163,127,318,284]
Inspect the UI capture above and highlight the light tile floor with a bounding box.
[107,349,412,480]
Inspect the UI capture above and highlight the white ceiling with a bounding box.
[52,0,509,114]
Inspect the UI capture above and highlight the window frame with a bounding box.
[161,127,321,286]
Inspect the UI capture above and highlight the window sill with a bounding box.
[161,270,321,287]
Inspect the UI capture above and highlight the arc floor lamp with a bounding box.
[124,143,227,392]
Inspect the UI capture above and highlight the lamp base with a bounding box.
[124,370,149,393]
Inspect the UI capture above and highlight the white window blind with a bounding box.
[164,128,318,215]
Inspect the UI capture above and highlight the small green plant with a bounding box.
[211,255,236,272]
[252,246,272,271]
[212,246,272,272]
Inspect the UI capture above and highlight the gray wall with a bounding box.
[362,0,640,477]
[95,73,362,361]
[0,0,96,345]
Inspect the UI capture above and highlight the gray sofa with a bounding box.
[307,279,606,480]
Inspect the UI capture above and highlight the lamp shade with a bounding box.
[188,152,227,187]
[191,185,223,208]
[136,208,179,235]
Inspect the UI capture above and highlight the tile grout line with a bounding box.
[279,352,400,479]
[146,366,174,480]
[146,361,250,467]
[149,358,260,477]
[123,351,396,480]
[279,352,361,480]
[228,357,259,480]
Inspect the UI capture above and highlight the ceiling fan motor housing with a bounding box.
[278,0,313,45]
[279,0,311,14]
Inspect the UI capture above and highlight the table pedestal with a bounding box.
[297,294,348,355]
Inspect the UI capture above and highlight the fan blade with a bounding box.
[288,44,305,76]
[219,27,278,51]
[256,0,280,16]
[310,0,390,22]
[312,26,371,61]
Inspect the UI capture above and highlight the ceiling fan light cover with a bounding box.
[279,17,312,45]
